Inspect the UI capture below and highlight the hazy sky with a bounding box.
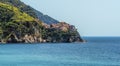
[21,0,120,36]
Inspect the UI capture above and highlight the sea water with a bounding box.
[0,37,120,66]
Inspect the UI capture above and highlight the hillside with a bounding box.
[0,2,43,43]
[0,0,59,24]
[0,0,83,43]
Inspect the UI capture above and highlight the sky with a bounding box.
[21,0,120,36]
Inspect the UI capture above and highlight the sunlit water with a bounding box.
[0,37,120,66]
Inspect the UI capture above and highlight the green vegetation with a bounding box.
[0,0,37,18]
[0,2,34,22]
[0,2,41,42]
[0,0,59,24]
[0,0,83,43]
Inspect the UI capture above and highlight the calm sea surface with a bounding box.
[0,37,120,66]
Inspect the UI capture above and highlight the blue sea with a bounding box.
[0,37,120,66]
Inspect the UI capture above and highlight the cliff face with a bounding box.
[40,22,83,43]
[0,0,83,43]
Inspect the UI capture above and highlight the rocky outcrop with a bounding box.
[41,22,84,43]
[50,22,77,32]
[2,22,83,43]
[0,0,84,43]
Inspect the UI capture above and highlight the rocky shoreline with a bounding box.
[0,22,84,43]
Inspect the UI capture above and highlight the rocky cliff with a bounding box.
[0,0,83,43]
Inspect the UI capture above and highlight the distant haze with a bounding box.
[21,0,120,36]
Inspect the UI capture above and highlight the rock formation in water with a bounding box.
[0,0,83,43]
